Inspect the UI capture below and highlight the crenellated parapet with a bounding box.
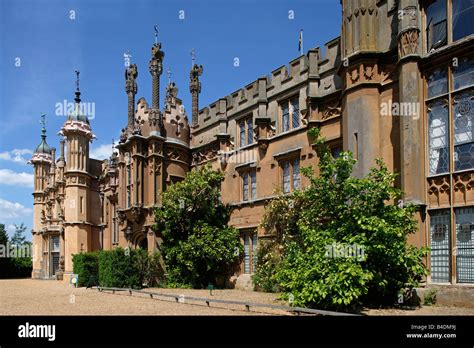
[191,39,342,151]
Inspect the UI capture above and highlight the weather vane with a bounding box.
[75,70,80,91]
[40,113,46,127]
[190,48,196,66]
[154,24,158,45]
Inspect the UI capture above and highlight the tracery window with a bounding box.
[427,57,474,175]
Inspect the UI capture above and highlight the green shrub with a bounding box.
[98,248,140,288]
[72,252,99,287]
[254,128,428,310]
[252,239,282,293]
[423,288,438,306]
[154,166,242,288]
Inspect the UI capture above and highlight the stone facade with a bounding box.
[31,0,474,287]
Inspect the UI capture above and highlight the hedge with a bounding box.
[98,248,144,289]
[72,248,163,289]
[72,252,99,287]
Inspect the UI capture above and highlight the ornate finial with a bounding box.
[154,24,158,45]
[39,113,47,140]
[167,69,172,85]
[75,70,80,91]
[40,113,46,128]
[74,70,81,104]
[190,48,196,66]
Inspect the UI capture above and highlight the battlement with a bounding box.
[194,38,341,131]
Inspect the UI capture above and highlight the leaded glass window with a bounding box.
[52,236,60,252]
[453,58,474,91]
[250,171,257,200]
[428,101,449,175]
[453,0,474,42]
[292,158,300,190]
[244,234,250,274]
[252,233,258,273]
[280,96,300,132]
[454,92,474,171]
[426,0,447,51]
[282,103,290,132]
[238,116,253,148]
[283,161,291,193]
[247,117,253,145]
[239,120,246,147]
[430,209,451,283]
[242,173,249,201]
[455,207,474,283]
[428,69,448,99]
[291,97,300,128]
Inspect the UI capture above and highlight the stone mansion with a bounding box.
[30,0,474,287]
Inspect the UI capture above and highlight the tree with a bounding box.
[0,223,8,246]
[253,128,428,310]
[154,165,242,288]
[0,222,32,279]
[11,223,27,246]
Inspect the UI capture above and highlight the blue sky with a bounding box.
[0,0,341,239]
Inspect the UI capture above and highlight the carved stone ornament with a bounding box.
[131,206,144,223]
[398,29,419,58]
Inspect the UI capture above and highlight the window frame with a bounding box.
[280,156,301,193]
[425,55,474,177]
[241,169,257,202]
[242,230,258,274]
[279,95,300,133]
[238,115,254,148]
[423,0,474,53]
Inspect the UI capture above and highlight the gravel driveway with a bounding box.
[1,279,473,316]
[0,279,286,315]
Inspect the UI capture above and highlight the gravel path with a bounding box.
[1,279,473,316]
[0,279,287,316]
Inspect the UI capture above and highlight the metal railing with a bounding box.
[96,286,359,316]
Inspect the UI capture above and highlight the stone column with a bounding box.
[125,64,138,131]
[189,64,203,126]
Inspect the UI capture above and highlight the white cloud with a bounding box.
[0,149,33,165]
[6,224,16,237]
[0,169,34,188]
[90,142,118,160]
[0,198,33,220]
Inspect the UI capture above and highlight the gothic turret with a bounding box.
[29,114,53,279]
[60,71,95,172]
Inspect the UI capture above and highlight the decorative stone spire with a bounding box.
[149,25,164,110]
[67,70,89,124]
[189,49,203,126]
[125,63,138,131]
[35,114,52,155]
[29,113,52,166]
[74,70,81,104]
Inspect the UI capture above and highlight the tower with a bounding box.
[60,71,96,279]
[30,114,53,279]
[340,0,381,177]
